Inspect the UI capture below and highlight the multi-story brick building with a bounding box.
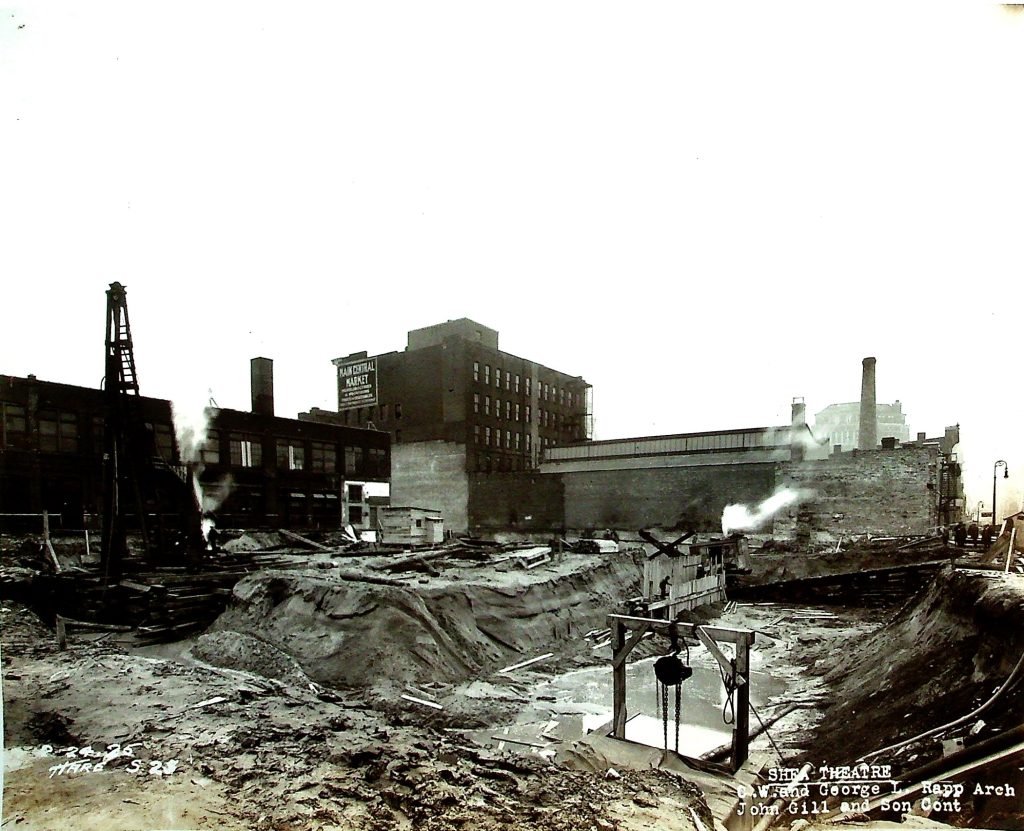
[302,319,591,532]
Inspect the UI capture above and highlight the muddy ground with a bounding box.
[4,544,1024,830]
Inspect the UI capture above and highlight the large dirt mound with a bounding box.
[210,554,641,689]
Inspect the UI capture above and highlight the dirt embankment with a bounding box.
[798,569,1024,826]
[204,552,642,690]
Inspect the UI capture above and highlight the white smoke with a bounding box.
[722,487,815,535]
[172,395,231,542]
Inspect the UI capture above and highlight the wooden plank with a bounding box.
[45,540,62,573]
[694,625,745,685]
[612,621,627,738]
[497,653,555,674]
[400,694,443,710]
[607,614,755,646]
[488,736,549,749]
[278,529,331,551]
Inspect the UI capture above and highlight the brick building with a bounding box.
[0,366,389,531]
[302,319,591,533]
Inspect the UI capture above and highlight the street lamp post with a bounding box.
[993,460,1009,531]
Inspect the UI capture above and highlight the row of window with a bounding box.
[0,404,177,459]
[225,434,388,476]
[471,362,582,407]
[472,396,577,431]
[472,426,562,451]
[474,453,536,473]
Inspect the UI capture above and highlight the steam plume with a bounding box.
[722,487,814,535]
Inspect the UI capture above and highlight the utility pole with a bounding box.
[993,460,1009,532]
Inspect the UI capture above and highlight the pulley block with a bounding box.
[654,654,693,686]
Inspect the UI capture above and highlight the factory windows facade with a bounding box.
[229,434,262,468]
[310,440,336,473]
[38,410,78,453]
[277,440,305,471]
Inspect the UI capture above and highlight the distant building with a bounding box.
[302,319,591,532]
[813,401,911,451]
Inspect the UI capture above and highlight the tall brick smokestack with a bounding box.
[791,397,806,462]
[858,356,877,450]
[251,357,274,417]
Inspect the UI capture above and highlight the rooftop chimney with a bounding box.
[858,357,877,450]
[251,357,274,417]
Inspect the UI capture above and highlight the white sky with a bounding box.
[2,4,1022,513]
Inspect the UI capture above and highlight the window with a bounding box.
[473,361,480,382]
[349,505,363,524]
[310,440,336,473]
[505,430,511,448]
[515,403,520,422]
[348,483,364,502]
[485,427,491,446]
[526,405,531,423]
[277,440,305,470]
[560,388,565,405]
[381,404,390,421]
[37,409,77,454]
[1,403,27,449]
[367,447,388,477]
[473,393,480,414]
[515,432,521,450]
[395,403,403,420]
[543,383,549,401]
[515,374,520,394]
[526,378,532,397]
[526,433,532,451]
[505,400,511,420]
[230,433,262,468]
[495,367,501,388]
[484,365,491,385]
[495,398,501,420]
[505,371,511,390]
[484,395,491,415]
[395,429,402,443]
[474,425,481,444]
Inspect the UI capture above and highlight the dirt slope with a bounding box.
[207,552,641,689]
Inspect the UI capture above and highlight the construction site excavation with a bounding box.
[3,292,1024,831]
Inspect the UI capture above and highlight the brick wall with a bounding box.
[775,445,939,538]
[468,472,565,534]
[560,463,777,532]
[390,441,469,532]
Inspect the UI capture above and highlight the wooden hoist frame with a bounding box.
[608,614,755,772]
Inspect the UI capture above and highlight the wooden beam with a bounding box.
[694,626,746,686]
[639,529,695,559]
[612,620,627,738]
[607,614,755,646]
[731,633,751,772]
[612,622,651,670]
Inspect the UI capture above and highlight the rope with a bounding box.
[750,700,786,762]
[718,662,737,725]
